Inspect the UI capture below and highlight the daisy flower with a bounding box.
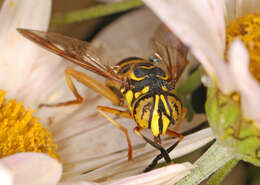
[0,0,215,184]
[144,0,260,183]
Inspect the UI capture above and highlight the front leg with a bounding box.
[97,106,133,160]
[39,67,122,108]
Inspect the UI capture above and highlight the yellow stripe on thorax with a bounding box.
[137,66,155,69]
[130,72,145,81]
[118,59,144,66]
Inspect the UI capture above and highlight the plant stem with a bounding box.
[177,67,201,96]
[206,158,239,185]
[51,0,144,26]
[176,67,201,121]
[175,142,236,185]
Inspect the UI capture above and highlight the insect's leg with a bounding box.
[39,67,121,108]
[134,126,171,164]
[97,106,133,160]
[98,106,132,119]
[144,130,184,172]
[165,130,184,152]
[173,107,187,132]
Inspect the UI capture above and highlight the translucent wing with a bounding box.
[150,24,189,83]
[17,28,122,84]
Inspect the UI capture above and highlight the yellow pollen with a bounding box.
[0,90,58,159]
[226,14,260,82]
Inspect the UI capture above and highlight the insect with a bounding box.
[17,24,188,172]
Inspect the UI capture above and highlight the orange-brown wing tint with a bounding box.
[150,24,189,83]
[17,28,122,83]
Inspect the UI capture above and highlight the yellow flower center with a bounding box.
[226,14,260,82]
[0,90,58,159]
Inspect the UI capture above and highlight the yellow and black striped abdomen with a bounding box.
[115,57,182,137]
[132,91,182,137]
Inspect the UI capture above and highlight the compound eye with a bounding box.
[148,56,161,64]
[148,53,162,65]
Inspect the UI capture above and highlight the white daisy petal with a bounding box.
[59,181,99,185]
[0,0,76,127]
[0,0,50,34]
[143,0,225,67]
[64,128,213,183]
[0,0,82,133]
[0,152,62,185]
[108,162,193,185]
[0,0,93,128]
[228,39,260,123]
[57,118,143,163]
[61,163,193,185]
[144,0,236,93]
[0,0,52,102]
[93,9,159,61]
[0,164,13,185]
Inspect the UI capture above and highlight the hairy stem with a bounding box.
[175,142,236,185]
[206,158,239,185]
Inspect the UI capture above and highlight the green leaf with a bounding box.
[177,68,201,96]
[51,0,144,26]
[176,67,202,121]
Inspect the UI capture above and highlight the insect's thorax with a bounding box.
[115,58,182,137]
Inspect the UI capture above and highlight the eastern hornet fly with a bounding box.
[17,24,189,172]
